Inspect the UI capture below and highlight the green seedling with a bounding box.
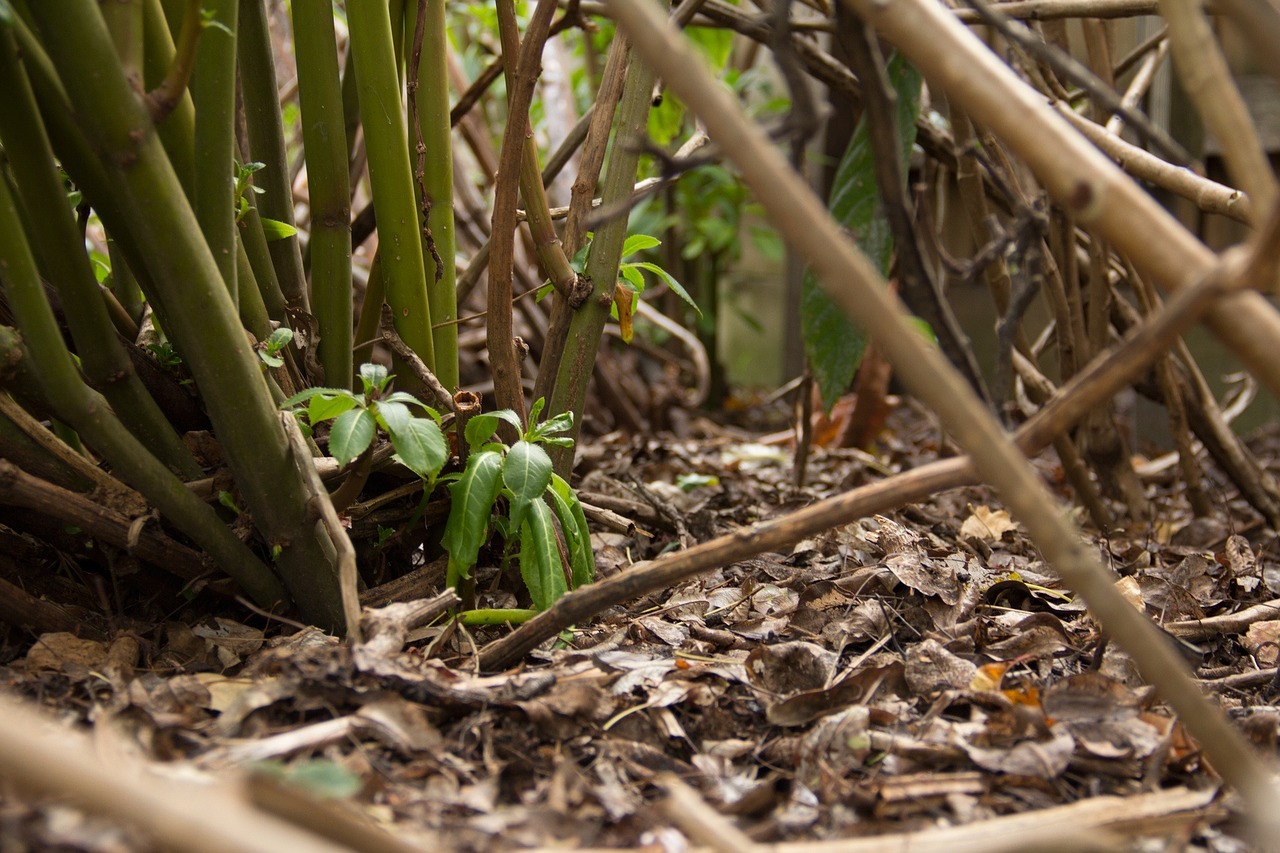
[281,362,447,482]
[441,397,594,612]
[257,327,293,369]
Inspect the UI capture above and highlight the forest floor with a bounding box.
[2,402,1277,851]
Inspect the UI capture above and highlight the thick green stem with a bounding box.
[347,0,436,374]
[192,0,238,302]
[353,250,386,373]
[408,0,459,390]
[238,204,291,326]
[238,0,310,315]
[0,27,201,480]
[293,0,353,390]
[0,33,283,608]
[101,0,144,91]
[546,53,657,475]
[141,0,196,195]
[30,3,344,630]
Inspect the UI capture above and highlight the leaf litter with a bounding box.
[3,408,1279,850]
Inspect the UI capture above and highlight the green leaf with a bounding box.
[527,397,546,425]
[803,54,921,411]
[647,90,686,147]
[309,393,358,424]
[529,410,574,442]
[280,386,356,409]
[502,441,553,530]
[390,417,448,481]
[619,264,646,292]
[689,24,734,69]
[519,500,567,611]
[550,474,594,589]
[259,351,284,368]
[260,218,298,241]
[442,450,504,586]
[252,760,362,800]
[676,472,719,491]
[620,233,661,258]
[328,408,376,465]
[631,261,701,317]
[357,362,389,394]
[749,224,785,262]
[376,401,412,434]
[802,275,868,412]
[266,327,294,351]
[381,391,438,420]
[465,409,524,449]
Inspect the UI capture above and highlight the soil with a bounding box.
[2,404,1277,851]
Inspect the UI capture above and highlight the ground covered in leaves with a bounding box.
[4,406,1279,850]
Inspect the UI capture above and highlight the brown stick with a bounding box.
[488,0,560,428]
[0,574,92,637]
[0,459,208,582]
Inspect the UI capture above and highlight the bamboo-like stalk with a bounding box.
[28,3,344,630]
[607,0,1280,834]
[192,0,238,302]
[347,0,436,375]
[101,0,144,91]
[238,202,292,326]
[0,31,284,608]
[140,0,196,196]
[408,0,459,391]
[545,41,658,473]
[292,1,353,389]
[1158,0,1278,213]
[0,28,201,480]
[238,0,310,316]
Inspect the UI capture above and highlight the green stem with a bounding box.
[30,3,344,630]
[141,0,196,196]
[0,28,202,480]
[238,0,310,316]
[192,0,238,302]
[347,0,436,374]
[408,0,459,391]
[546,53,658,475]
[292,0,353,390]
[457,608,539,626]
[235,233,272,341]
[238,204,290,326]
[100,0,144,91]
[145,0,199,123]
[352,250,386,377]
[0,32,284,608]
